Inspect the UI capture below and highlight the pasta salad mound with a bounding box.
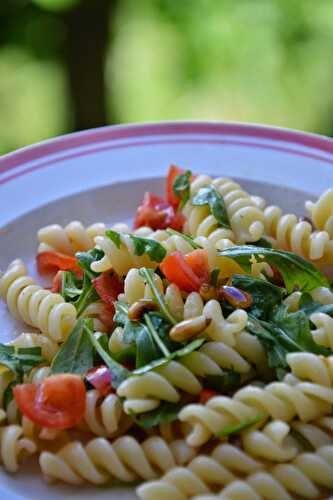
[1,165,333,499]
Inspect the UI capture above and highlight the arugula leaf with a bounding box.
[218,246,329,293]
[133,338,206,375]
[76,248,104,279]
[166,229,203,250]
[215,415,262,438]
[139,268,177,325]
[192,186,231,230]
[0,344,43,382]
[298,292,333,317]
[106,230,166,263]
[130,235,166,263]
[135,323,161,368]
[114,301,129,325]
[173,170,192,210]
[85,326,129,388]
[210,268,220,287]
[231,274,285,320]
[51,318,94,375]
[203,371,241,392]
[131,401,182,428]
[61,270,82,301]
[247,310,330,376]
[105,229,121,249]
[248,237,272,249]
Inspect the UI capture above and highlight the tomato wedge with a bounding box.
[85,366,113,396]
[166,165,186,208]
[160,249,210,292]
[50,270,63,293]
[134,192,184,231]
[92,272,123,308]
[199,389,218,404]
[184,249,210,285]
[13,374,86,429]
[37,251,81,275]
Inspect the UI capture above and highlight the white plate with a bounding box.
[1,121,333,499]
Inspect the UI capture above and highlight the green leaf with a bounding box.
[210,268,220,287]
[166,229,203,250]
[51,318,94,375]
[132,337,206,375]
[76,248,104,278]
[105,229,121,249]
[61,270,82,301]
[298,292,333,317]
[85,326,129,388]
[203,371,241,392]
[218,246,329,293]
[75,276,100,317]
[131,401,182,428]
[130,235,166,263]
[231,274,285,320]
[0,344,44,382]
[114,301,129,325]
[248,237,272,249]
[192,186,231,230]
[173,170,192,210]
[135,324,161,368]
[106,230,166,263]
[215,414,262,438]
[139,268,177,325]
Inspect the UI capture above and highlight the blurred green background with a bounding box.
[2,0,333,155]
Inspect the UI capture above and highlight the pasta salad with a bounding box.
[1,165,333,499]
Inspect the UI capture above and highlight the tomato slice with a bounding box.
[13,374,86,429]
[92,272,123,308]
[85,366,113,396]
[199,389,218,404]
[37,251,81,275]
[134,192,184,231]
[184,249,210,285]
[160,250,210,292]
[167,165,186,208]
[51,270,63,293]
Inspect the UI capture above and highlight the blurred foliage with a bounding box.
[1,0,333,154]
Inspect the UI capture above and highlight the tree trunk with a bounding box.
[62,0,118,131]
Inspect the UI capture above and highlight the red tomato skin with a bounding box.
[51,270,63,293]
[184,249,210,284]
[199,389,218,404]
[160,250,210,292]
[134,192,184,231]
[92,272,123,308]
[14,374,86,430]
[86,366,113,396]
[37,251,81,275]
[160,252,203,292]
[167,165,185,208]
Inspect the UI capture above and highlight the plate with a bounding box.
[1,121,333,499]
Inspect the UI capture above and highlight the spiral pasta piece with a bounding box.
[136,442,263,500]
[39,435,196,484]
[0,425,37,472]
[37,221,106,255]
[183,175,265,243]
[179,354,333,446]
[306,189,333,238]
[263,204,333,262]
[79,390,133,437]
[7,332,59,362]
[0,259,77,342]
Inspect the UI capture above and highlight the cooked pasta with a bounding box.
[39,435,196,484]
[37,221,106,255]
[263,204,333,263]
[3,164,333,497]
[306,188,333,237]
[183,175,265,243]
[0,425,37,472]
[0,259,77,341]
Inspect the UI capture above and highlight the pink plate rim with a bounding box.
[2,121,333,172]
